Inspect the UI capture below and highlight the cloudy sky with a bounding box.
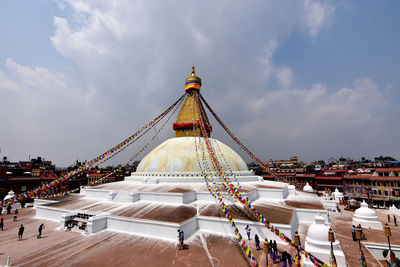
[1,0,399,166]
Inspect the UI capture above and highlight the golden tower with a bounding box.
[173,66,212,137]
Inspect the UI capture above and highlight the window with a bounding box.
[378,190,382,195]
[391,182,395,188]
[384,191,388,196]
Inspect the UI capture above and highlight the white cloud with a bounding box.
[5,59,67,91]
[275,66,293,89]
[303,0,335,37]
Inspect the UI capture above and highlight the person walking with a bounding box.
[281,251,287,267]
[264,239,270,266]
[254,234,261,250]
[245,225,251,240]
[358,224,367,240]
[13,209,18,221]
[394,215,398,226]
[18,224,24,240]
[270,240,276,263]
[388,214,391,223]
[286,252,293,267]
[273,240,278,262]
[351,225,356,241]
[0,217,3,231]
[37,223,45,238]
[177,230,184,250]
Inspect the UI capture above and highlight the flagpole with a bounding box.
[385,223,394,265]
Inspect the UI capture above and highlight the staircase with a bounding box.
[65,213,94,232]
[112,190,131,202]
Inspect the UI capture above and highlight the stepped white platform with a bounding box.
[35,179,328,243]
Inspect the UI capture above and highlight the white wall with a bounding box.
[107,216,180,240]
[364,243,400,260]
[35,206,70,221]
[257,188,286,200]
[84,189,112,200]
[87,214,108,233]
[197,216,293,244]
[295,209,328,223]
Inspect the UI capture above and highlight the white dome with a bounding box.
[306,216,336,245]
[137,137,249,173]
[305,216,346,267]
[354,201,378,219]
[4,190,15,201]
[303,182,314,192]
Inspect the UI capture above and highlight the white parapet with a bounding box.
[107,216,182,241]
[139,191,196,204]
[84,189,112,200]
[197,216,294,244]
[87,214,108,234]
[36,205,70,221]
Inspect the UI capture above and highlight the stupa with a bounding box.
[3,189,21,211]
[333,188,344,203]
[303,216,346,267]
[34,67,327,254]
[303,182,314,193]
[352,200,383,229]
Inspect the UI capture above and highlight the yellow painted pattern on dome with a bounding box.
[137,137,249,173]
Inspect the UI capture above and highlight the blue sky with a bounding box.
[0,0,399,166]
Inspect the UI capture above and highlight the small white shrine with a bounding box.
[2,190,21,212]
[303,216,346,267]
[320,192,338,212]
[352,201,383,229]
[303,182,314,193]
[333,188,344,203]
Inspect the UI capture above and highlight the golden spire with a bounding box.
[184,66,202,91]
[173,66,211,137]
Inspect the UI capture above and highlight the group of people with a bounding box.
[246,225,295,267]
[17,223,45,241]
[1,208,45,240]
[351,224,367,241]
[387,214,398,226]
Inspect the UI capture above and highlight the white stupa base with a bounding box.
[322,199,338,212]
[303,243,346,267]
[352,217,383,230]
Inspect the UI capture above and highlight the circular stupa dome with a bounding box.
[137,137,248,173]
[306,216,340,247]
[303,182,314,192]
[354,201,378,219]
